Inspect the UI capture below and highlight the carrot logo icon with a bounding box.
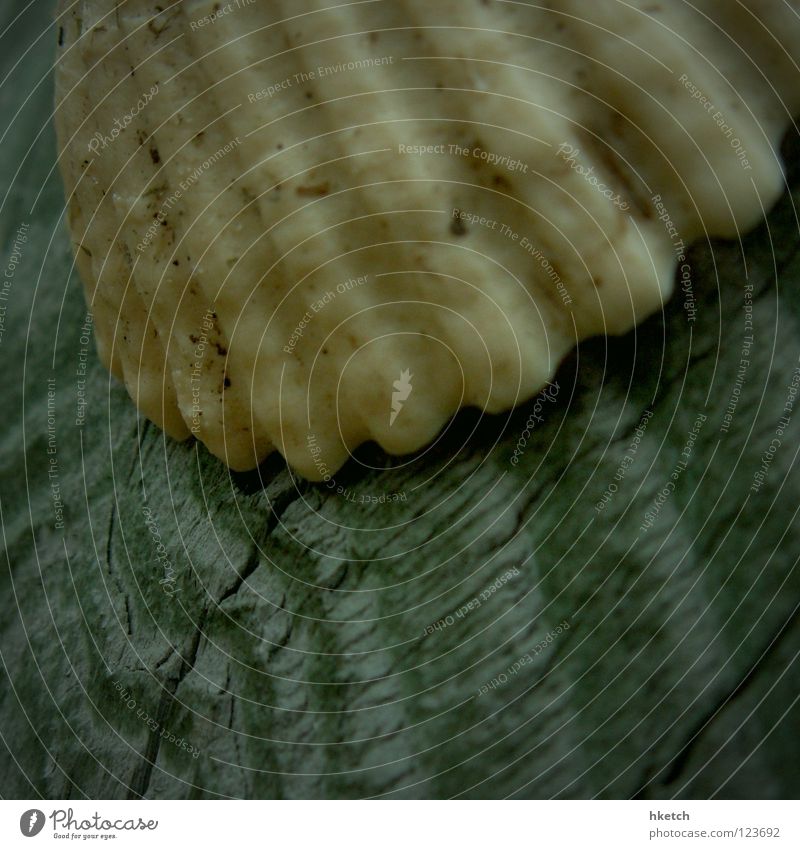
[19,809,45,837]
[390,369,413,426]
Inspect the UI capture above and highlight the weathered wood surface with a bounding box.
[1,3,799,799]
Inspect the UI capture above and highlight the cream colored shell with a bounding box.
[55,0,800,478]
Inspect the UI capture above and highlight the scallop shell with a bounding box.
[54,0,800,478]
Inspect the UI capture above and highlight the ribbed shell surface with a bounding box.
[54,0,800,477]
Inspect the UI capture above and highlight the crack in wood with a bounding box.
[128,609,209,799]
[637,603,800,794]
[217,487,299,605]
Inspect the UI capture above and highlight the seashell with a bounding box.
[54,0,800,478]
